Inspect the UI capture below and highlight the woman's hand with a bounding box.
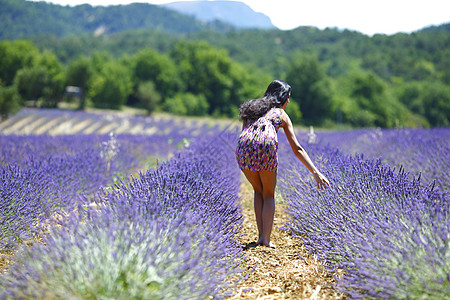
[313,171,330,190]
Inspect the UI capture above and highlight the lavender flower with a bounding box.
[0,133,178,251]
[1,130,244,298]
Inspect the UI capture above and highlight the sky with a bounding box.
[32,0,450,36]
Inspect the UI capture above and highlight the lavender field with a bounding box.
[278,128,449,299]
[0,108,448,299]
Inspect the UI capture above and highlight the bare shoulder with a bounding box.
[274,107,285,119]
[278,109,291,127]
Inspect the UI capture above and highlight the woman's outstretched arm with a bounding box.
[280,110,330,190]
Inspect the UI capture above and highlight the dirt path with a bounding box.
[230,179,345,299]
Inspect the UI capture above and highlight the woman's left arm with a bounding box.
[280,110,330,190]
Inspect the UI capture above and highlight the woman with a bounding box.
[236,80,330,248]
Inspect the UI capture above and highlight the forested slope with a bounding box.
[0,0,231,39]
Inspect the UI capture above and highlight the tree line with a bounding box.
[0,39,271,121]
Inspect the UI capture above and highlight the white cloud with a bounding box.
[245,0,450,35]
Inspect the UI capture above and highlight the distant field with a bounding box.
[0,107,240,136]
[1,108,448,299]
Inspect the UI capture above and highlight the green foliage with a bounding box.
[136,81,162,115]
[89,51,113,74]
[36,51,63,80]
[333,71,429,128]
[66,57,93,110]
[285,99,302,125]
[285,52,333,125]
[0,85,21,120]
[0,40,64,110]
[66,57,92,89]
[35,51,65,108]
[0,40,38,86]
[341,71,392,127]
[14,65,50,104]
[89,61,132,110]
[396,81,450,127]
[12,53,64,108]
[163,92,209,116]
[132,49,183,99]
[419,81,450,127]
[170,40,256,117]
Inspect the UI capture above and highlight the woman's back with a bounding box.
[245,108,282,132]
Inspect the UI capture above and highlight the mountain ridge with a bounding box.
[2,0,449,41]
[162,1,275,29]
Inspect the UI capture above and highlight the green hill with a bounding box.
[162,0,275,29]
[0,0,232,39]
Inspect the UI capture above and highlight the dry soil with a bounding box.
[229,179,346,299]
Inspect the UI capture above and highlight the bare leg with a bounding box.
[242,170,263,243]
[258,170,277,247]
[242,169,277,247]
[253,190,264,243]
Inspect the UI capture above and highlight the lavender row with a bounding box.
[277,135,449,298]
[1,130,244,299]
[0,133,178,166]
[0,108,225,136]
[311,128,450,194]
[0,133,179,251]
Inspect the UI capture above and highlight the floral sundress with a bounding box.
[235,108,283,173]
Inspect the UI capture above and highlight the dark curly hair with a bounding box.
[239,80,291,122]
